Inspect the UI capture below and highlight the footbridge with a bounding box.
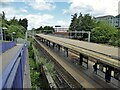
[0,41,27,89]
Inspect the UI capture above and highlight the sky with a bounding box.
[0,0,120,30]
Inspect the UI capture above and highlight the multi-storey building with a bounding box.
[95,15,114,26]
[114,14,120,28]
[118,1,120,14]
[95,15,120,28]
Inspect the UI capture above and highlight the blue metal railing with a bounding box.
[0,43,27,89]
[0,41,16,54]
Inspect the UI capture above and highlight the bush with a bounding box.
[91,21,118,45]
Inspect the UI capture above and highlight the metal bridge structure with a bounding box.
[0,42,27,89]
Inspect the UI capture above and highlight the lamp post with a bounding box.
[11,32,16,41]
[0,27,7,42]
[0,27,3,42]
[25,31,27,41]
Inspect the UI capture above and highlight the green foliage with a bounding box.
[8,17,19,25]
[7,24,25,39]
[2,11,5,20]
[81,14,96,31]
[28,43,55,88]
[28,43,35,60]
[28,44,46,88]
[0,12,28,41]
[33,45,56,80]
[1,19,9,28]
[35,26,43,33]
[29,58,41,88]
[45,61,56,79]
[69,13,96,32]
[91,21,119,46]
[1,19,24,40]
[69,13,78,31]
[69,13,97,39]
[28,37,34,42]
[69,12,119,47]
[34,26,54,34]
[19,18,28,30]
[108,30,120,47]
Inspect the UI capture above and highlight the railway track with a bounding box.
[55,69,74,89]
[34,38,82,89]
[34,37,117,89]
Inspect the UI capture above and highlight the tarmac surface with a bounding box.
[1,44,23,73]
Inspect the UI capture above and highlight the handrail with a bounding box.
[0,43,27,89]
[0,44,23,89]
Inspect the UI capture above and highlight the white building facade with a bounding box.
[118,1,120,14]
[54,25,69,32]
[95,15,120,28]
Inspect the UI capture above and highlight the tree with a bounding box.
[81,14,95,31]
[77,13,83,31]
[43,26,54,34]
[19,18,28,30]
[7,24,25,39]
[0,13,27,41]
[8,17,19,25]
[18,18,22,25]
[69,13,96,32]
[69,13,78,38]
[69,13,96,39]
[69,13,78,31]
[108,30,120,47]
[35,26,43,33]
[2,11,5,20]
[91,21,117,44]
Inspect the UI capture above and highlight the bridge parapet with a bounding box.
[0,41,16,54]
[0,43,27,89]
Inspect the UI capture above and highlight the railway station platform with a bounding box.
[35,37,119,89]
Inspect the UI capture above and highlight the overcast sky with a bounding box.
[0,0,120,30]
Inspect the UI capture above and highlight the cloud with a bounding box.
[0,6,28,19]
[0,7,18,19]
[20,9,28,13]
[0,0,14,6]
[0,6,54,30]
[1,0,56,11]
[64,0,119,16]
[25,14,54,29]
[56,20,69,26]
[14,13,54,30]
[28,0,56,10]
